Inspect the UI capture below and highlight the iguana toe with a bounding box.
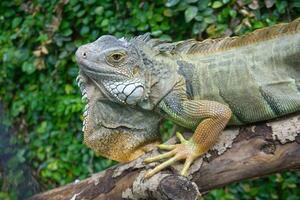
[144,132,201,178]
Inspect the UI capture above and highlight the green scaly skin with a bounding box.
[75,18,300,178]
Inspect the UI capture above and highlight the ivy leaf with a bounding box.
[223,0,231,3]
[186,0,198,3]
[185,6,198,22]
[192,22,207,34]
[198,0,210,10]
[276,1,288,14]
[253,21,264,29]
[165,0,180,7]
[22,61,36,74]
[212,1,223,8]
[204,15,216,24]
[94,6,104,15]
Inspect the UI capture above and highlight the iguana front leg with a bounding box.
[144,100,232,178]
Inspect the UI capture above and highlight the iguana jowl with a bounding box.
[75,18,300,178]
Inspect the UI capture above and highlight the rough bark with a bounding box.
[29,113,300,200]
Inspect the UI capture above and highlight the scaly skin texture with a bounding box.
[75,18,300,177]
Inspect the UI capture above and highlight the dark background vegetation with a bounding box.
[0,0,300,199]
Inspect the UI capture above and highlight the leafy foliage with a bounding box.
[0,0,299,199]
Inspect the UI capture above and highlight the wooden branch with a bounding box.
[29,114,300,200]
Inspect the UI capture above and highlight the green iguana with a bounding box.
[75,18,300,178]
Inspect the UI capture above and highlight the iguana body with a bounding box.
[169,22,300,127]
[75,18,300,178]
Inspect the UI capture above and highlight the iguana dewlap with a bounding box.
[75,18,300,178]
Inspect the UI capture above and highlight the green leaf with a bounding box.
[192,22,207,34]
[195,15,204,21]
[151,30,163,37]
[65,84,74,94]
[185,0,198,3]
[165,0,180,7]
[80,26,90,35]
[223,0,231,3]
[202,8,214,16]
[184,6,198,22]
[163,9,173,17]
[37,121,48,134]
[198,0,210,10]
[62,29,73,36]
[204,15,216,24]
[159,34,172,42]
[212,1,223,8]
[101,19,109,27]
[253,21,264,29]
[276,1,288,14]
[94,6,104,15]
[22,61,36,74]
[12,17,22,28]
[76,10,85,17]
[229,9,237,17]
[48,160,59,171]
[37,34,49,42]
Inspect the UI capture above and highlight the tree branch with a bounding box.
[29,114,300,200]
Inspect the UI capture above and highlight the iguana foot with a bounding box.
[144,132,202,178]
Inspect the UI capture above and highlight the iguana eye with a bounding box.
[112,53,122,61]
[106,52,126,65]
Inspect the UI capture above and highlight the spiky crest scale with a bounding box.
[140,18,300,56]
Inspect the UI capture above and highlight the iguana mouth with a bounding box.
[76,72,90,132]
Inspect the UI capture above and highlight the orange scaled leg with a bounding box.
[144,100,232,178]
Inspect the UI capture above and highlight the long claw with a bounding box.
[157,144,176,150]
[145,156,179,178]
[176,132,187,143]
[181,157,194,176]
[144,150,175,163]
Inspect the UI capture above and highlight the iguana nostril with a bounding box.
[82,52,87,58]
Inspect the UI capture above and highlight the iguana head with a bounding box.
[75,35,150,105]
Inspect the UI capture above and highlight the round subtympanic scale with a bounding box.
[131,86,144,97]
[123,84,136,96]
[125,86,144,104]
